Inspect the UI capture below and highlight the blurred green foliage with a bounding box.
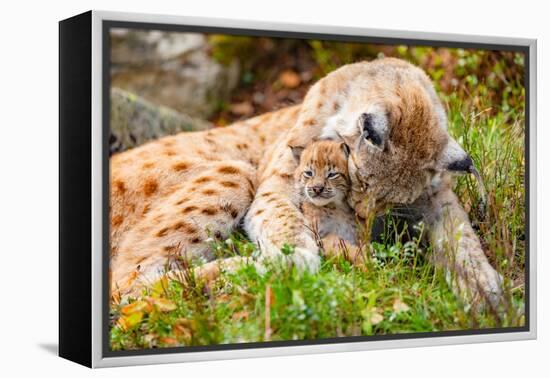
[208,34,524,115]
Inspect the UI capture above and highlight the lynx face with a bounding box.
[291,140,350,207]
[340,85,449,212]
[289,58,475,216]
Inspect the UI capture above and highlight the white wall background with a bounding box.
[0,0,546,376]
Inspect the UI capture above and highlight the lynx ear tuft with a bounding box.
[289,145,305,163]
[334,131,355,151]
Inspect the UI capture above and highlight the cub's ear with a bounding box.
[289,145,305,163]
[340,142,351,158]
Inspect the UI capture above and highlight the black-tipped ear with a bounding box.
[361,113,382,146]
[289,145,305,162]
[340,142,351,158]
[440,139,473,174]
[447,155,474,173]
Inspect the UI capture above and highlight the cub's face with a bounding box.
[292,140,350,207]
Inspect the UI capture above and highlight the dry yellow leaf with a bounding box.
[159,337,179,346]
[120,300,152,315]
[174,318,196,329]
[370,312,384,325]
[117,312,143,331]
[393,298,410,313]
[279,70,301,89]
[229,101,254,116]
[153,298,177,312]
[150,276,169,297]
[173,320,193,341]
[232,311,250,321]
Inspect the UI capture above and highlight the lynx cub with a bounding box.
[291,140,359,260]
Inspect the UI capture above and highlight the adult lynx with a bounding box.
[110,58,502,307]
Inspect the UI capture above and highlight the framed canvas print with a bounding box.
[59,10,537,368]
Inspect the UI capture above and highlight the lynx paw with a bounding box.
[291,247,321,273]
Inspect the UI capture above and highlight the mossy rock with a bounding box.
[110,87,212,153]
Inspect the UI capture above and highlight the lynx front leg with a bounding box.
[244,175,321,272]
[423,185,503,309]
[321,234,364,265]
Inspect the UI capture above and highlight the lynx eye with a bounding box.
[361,113,382,146]
[327,172,340,179]
[303,170,314,178]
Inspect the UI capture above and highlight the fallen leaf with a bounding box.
[235,288,256,303]
[300,70,313,83]
[216,293,232,304]
[173,325,192,341]
[226,291,256,310]
[159,337,179,346]
[111,291,121,306]
[393,298,410,313]
[143,333,157,347]
[174,318,196,330]
[152,298,177,312]
[232,311,250,321]
[362,307,384,325]
[173,319,194,341]
[150,276,169,298]
[370,312,384,325]
[279,70,301,89]
[229,101,254,116]
[117,312,143,331]
[120,300,152,315]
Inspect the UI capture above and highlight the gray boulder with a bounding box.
[110,29,240,119]
[110,87,211,153]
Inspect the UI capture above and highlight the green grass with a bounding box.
[111,167,525,351]
[110,227,522,351]
[110,49,526,351]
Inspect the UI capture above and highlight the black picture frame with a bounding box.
[59,10,537,368]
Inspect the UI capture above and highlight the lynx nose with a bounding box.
[312,185,324,195]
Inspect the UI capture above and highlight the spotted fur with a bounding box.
[110,58,502,306]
